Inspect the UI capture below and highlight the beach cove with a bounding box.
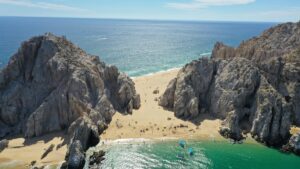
[102,69,224,141]
[0,68,224,168]
[0,18,299,169]
[1,68,299,169]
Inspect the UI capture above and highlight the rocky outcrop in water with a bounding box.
[283,132,300,155]
[89,150,105,167]
[160,22,300,148]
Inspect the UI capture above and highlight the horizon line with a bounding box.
[0,15,283,24]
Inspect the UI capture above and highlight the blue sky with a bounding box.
[0,0,299,22]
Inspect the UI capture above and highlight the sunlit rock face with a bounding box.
[160,21,300,148]
[0,33,140,139]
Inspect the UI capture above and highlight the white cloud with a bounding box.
[0,0,86,11]
[167,0,255,10]
[167,2,203,10]
[196,0,255,6]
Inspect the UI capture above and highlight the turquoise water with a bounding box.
[95,140,300,169]
[0,17,275,76]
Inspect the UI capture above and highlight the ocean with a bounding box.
[0,17,275,77]
[87,140,300,169]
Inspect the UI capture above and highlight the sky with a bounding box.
[0,0,299,22]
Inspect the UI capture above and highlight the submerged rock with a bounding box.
[89,150,105,166]
[160,21,300,149]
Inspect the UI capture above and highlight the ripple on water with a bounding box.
[92,141,212,169]
[87,140,300,169]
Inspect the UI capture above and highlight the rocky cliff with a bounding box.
[159,22,300,149]
[212,22,300,126]
[0,33,140,167]
[0,33,140,138]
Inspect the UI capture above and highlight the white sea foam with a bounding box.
[131,67,181,79]
[100,138,152,145]
[99,137,180,146]
[96,37,108,41]
[200,52,212,56]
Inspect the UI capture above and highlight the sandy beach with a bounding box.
[2,68,298,167]
[0,132,69,168]
[101,69,223,141]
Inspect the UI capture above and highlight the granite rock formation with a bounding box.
[160,22,299,148]
[0,33,140,168]
[212,22,300,126]
[0,33,140,139]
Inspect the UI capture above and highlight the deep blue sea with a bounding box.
[0,17,275,77]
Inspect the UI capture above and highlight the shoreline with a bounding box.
[99,137,257,145]
[129,51,211,79]
[130,67,181,79]
[1,67,296,168]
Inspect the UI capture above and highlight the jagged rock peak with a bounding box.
[212,21,300,62]
[0,33,140,139]
[212,21,300,126]
[159,21,299,149]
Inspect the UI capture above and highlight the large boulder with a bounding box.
[68,116,100,151]
[0,33,140,139]
[65,116,101,169]
[283,132,300,155]
[159,58,217,119]
[65,140,85,169]
[160,21,299,149]
[0,139,8,152]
